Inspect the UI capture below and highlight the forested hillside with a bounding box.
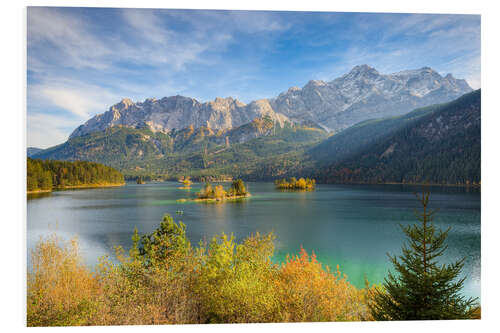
[32,120,327,180]
[314,90,481,185]
[305,103,444,167]
[27,158,125,193]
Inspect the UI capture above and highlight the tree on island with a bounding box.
[196,179,249,199]
[369,192,478,320]
[229,179,247,196]
[198,182,215,198]
[275,177,315,190]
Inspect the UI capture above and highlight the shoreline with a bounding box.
[320,181,481,188]
[191,193,251,202]
[27,182,125,195]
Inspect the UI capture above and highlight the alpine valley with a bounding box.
[30,65,480,185]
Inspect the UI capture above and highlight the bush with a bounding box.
[196,232,281,323]
[277,248,373,322]
[27,235,101,326]
[27,215,373,326]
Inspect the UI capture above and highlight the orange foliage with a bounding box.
[277,247,373,322]
[27,235,102,326]
[27,221,376,326]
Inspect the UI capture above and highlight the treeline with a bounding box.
[275,177,316,190]
[27,158,124,192]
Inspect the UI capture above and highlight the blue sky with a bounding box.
[27,7,480,148]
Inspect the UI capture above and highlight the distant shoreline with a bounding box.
[322,181,481,188]
[27,182,125,195]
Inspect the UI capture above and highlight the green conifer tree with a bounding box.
[369,192,478,320]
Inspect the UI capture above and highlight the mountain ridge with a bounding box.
[69,65,472,139]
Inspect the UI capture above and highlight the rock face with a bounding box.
[70,96,289,139]
[269,65,472,132]
[69,65,472,139]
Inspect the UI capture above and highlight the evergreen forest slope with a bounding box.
[312,90,480,185]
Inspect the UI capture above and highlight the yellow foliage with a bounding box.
[27,235,102,326]
[213,185,226,199]
[27,221,375,326]
[277,248,373,322]
[275,177,316,190]
[196,232,281,323]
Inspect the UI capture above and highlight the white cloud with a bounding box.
[121,9,171,44]
[119,9,234,70]
[29,79,119,120]
[441,53,481,89]
[215,10,292,33]
[163,9,291,34]
[27,113,78,148]
[27,78,123,148]
[315,13,480,87]
[28,7,229,74]
[28,7,112,71]
[39,88,104,119]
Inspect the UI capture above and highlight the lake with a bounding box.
[27,181,481,299]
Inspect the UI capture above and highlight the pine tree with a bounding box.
[369,191,478,320]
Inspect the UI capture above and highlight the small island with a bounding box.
[178,176,192,189]
[193,179,250,202]
[275,177,316,190]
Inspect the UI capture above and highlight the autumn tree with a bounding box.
[369,192,478,320]
[213,185,226,199]
[198,182,214,198]
[229,179,247,196]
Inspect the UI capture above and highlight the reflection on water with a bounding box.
[27,181,480,299]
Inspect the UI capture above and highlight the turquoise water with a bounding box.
[27,181,480,299]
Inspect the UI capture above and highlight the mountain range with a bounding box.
[31,65,479,185]
[69,65,472,139]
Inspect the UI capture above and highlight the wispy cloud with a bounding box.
[27,8,480,148]
[28,7,112,71]
[313,13,480,88]
[27,113,79,148]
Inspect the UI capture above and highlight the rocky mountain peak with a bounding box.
[305,80,327,88]
[210,96,244,110]
[118,98,134,109]
[69,64,472,140]
[348,64,379,76]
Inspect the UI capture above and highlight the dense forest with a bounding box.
[27,158,124,193]
[314,90,481,185]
